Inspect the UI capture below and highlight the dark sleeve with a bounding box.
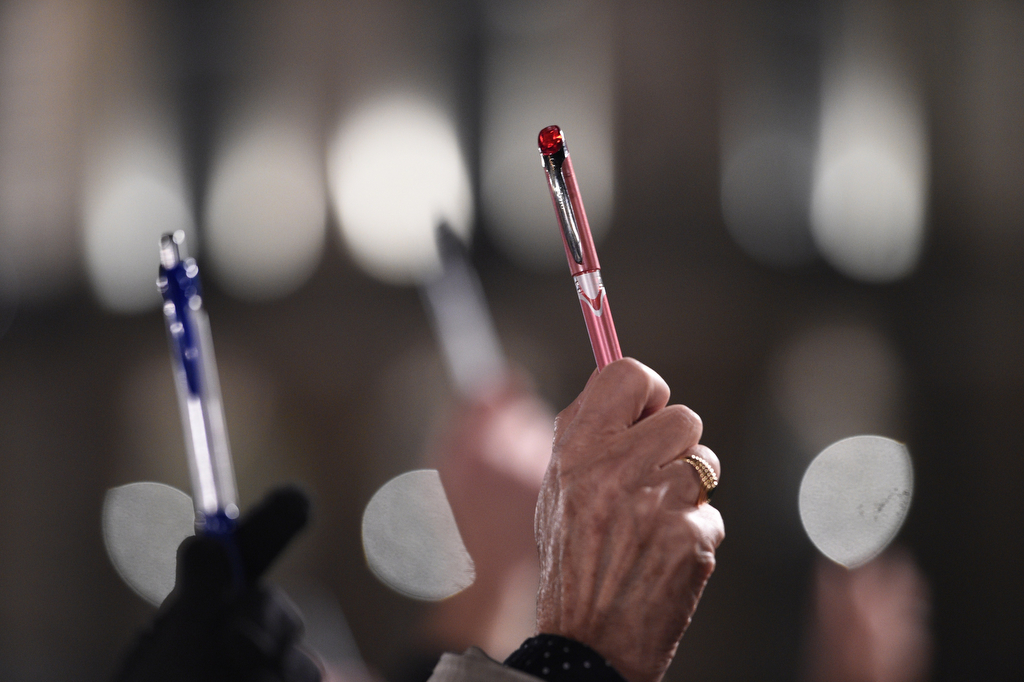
[504,635,628,682]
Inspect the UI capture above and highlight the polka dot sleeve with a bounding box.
[504,635,627,682]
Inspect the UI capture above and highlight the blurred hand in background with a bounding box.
[804,548,932,682]
[419,374,554,660]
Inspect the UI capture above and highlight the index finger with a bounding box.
[575,358,670,433]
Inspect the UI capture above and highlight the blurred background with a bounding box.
[0,0,1021,680]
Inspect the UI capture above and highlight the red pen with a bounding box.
[538,125,622,370]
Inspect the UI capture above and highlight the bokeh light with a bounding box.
[799,435,913,568]
[327,95,472,285]
[102,481,194,606]
[83,122,194,314]
[810,2,928,283]
[205,109,326,301]
[362,469,475,601]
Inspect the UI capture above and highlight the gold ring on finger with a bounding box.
[683,454,718,505]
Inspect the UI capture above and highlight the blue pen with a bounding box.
[157,231,239,537]
[420,223,507,396]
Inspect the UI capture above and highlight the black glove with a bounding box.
[114,486,322,682]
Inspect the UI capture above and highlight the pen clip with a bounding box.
[542,150,584,265]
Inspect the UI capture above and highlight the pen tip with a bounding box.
[538,125,564,155]
[159,233,181,269]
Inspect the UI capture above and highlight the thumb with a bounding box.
[234,485,311,583]
[575,358,670,432]
[175,534,234,602]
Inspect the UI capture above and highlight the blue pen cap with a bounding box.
[158,236,204,396]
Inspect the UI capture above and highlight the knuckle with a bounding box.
[606,358,646,392]
[671,514,719,582]
[681,511,702,537]
[684,408,704,440]
[613,356,646,375]
[679,404,703,431]
[663,404,702,437]
[693,548,717,581]
[603,357,654,394]
[699,505,726,548]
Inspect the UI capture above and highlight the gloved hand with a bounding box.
[114,486,322,682]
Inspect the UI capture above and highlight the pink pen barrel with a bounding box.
[538,125,622,370]
[573,270,621,369]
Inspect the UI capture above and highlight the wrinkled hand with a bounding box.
[535,359,724,682]
[114,486,322,682]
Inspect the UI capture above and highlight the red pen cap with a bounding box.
[538,125,600,274]
[538,126,564,156]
